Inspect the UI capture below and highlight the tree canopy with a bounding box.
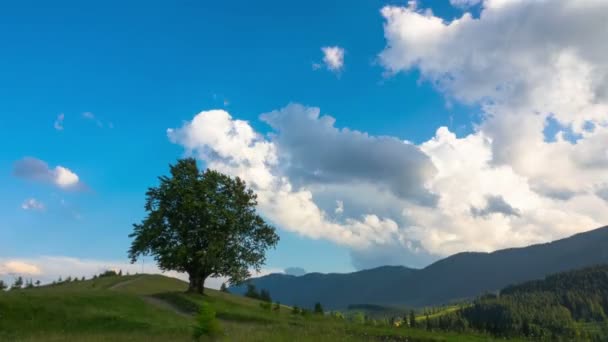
[128,158,279,294]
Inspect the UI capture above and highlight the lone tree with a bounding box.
[128,158,279,294]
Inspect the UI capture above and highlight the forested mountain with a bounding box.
[432,265,608,339]
[232,226,608,309]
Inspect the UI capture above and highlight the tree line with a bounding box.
[422,265,608,340]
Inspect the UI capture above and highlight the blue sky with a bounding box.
[3,0,607,282]
[0,0,476,273]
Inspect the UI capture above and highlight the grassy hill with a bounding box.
[233,226,608,309]
[0,274,503,341]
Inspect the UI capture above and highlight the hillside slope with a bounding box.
[234,226,608,309]
[0,274,497,341]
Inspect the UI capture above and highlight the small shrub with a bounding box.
[291,306,301,315]
[331,311,344,320]
[193,302,222,340]
[314,302,324,315]
[273,302,281,313]
[259,302,272,311]
[99,270,118,278]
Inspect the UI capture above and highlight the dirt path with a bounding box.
[108,277,139,290]
[142,296,193,317]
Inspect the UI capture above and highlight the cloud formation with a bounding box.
[53,113,64,131]
[320,46,345,72]
[21,198,45,211]
[168,107,433,269]
[168,0,608,269]
[13,157,83,190]
[376,0,608,256]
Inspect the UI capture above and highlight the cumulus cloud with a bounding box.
[470,195,521,218]
[54,113,64,130]
[13,157,83,190]
[320,46,345,72]
[21,198,45,211]
[168,106,438,267]
[260,104,437,206]
[377,0,608,256]
[166,1,608,269]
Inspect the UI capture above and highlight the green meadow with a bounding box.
[0,274,503,341]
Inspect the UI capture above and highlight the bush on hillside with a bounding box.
[193,302,222,339]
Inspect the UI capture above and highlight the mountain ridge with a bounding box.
[232,226,608,309]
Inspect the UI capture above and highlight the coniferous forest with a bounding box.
[425,265,608,340]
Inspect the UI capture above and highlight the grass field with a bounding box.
[0,274,508,341]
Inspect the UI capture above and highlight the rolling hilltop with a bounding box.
[233,226,608,309]
[0,273,497,341]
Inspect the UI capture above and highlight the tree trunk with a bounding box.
[187,273,206,295]
[197,277,205,295]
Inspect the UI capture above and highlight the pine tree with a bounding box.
[12,276,24,290]
[260,289,272,302]
[409,310,417,328]
[245,283,259,299]
[314,302,324,315]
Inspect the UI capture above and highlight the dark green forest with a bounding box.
[426,265,608,340]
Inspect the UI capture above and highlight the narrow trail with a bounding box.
[108,276,194,318]
[108,277,139,290]
[142,296,193,317]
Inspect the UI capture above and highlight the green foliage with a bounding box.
[259,288,272,302]
[291,305,301,315]
[0,280,7,291]
[314,302,324,315]
[331,311,344,320]
[273,302,281,313]
[99,270,118,278]
[245,283,259,299]
[0,273,503,342]
[192,302,222,339]
[350,311,366,325]
[128,159,279,294]
[409,310,417,327]
[423,265,608,340]
[259,301,272,311]
[220,282,229,293]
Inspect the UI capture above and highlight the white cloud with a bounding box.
[449,0,481,7]
[54,113,64,131]
[21,198,45,211]
[13,157,83,190]
[335,200,344,215]
[82,112,105,128]
[320,46,345,72]
[0,261,42,276]
[165,1,608,269]
[377,1,608,256]
[168,107,428,263]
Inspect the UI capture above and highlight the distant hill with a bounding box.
[232,226,608,309]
